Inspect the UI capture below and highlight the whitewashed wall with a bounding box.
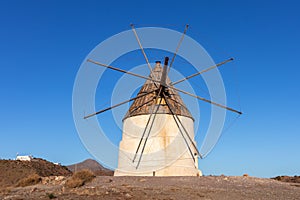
[114,114,202,176]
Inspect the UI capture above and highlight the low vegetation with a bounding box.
[0,187,12,195]
[16,174,41,187]
[46,193,56,199]
[272,175,300,183]
[65,170,95,188]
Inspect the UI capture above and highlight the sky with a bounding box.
[0,0,299,178]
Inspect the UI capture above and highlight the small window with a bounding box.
[156,97,166,105]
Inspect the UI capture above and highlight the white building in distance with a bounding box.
[16,155,33,161]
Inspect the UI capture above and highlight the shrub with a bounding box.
[46,193,56,199]
[65,170,95,188]
[65,177,84,188]
[0,187,11,195]
[16,174,41,187]
[73,170,95,182]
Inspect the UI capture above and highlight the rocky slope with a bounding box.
[0,158,72,187]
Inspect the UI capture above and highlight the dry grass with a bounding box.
[0,187,12,195]
[65,170,95,188]
[16,174,41,187]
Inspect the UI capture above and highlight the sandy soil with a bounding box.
[1,176,299,200]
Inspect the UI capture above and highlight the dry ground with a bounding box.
[1,176,299,200]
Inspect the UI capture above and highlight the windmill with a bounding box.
[83,24,242,176]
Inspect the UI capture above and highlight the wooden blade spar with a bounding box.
[87,58,242,115]
[132,87,163,163]
[130,24,153,75]
[134,88,164,169]
[171,58,234,86]
[87,59,156,82]
[130,24,159,88]
[169,86,242,115]
[83,90,155,119]
[168,24,189,74]
[163,93,196,163]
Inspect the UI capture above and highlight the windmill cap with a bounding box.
[123,62,193,121]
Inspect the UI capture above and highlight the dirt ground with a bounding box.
[1,176,299,200]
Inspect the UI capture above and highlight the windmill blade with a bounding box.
[168,24,189,74]
[169,86,242,115]
[173,113,202,159]
[84,90,154,119]
[87,59,162,86]
[132,88,163,163]
[135,89,163,169]
[164,89,202,158]
[130,24,154,76]
[165,95,216,158]
[163,93,195,163]
[135,57,170,168]
[135,98,162,169]
[130,24,163,89]
[171,58,234,86]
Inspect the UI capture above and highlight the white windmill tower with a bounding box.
[115,58,201,176]
[84,24,242,176]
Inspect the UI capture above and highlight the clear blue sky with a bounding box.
[0,0,299,178]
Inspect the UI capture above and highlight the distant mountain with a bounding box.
[67,159,113,176]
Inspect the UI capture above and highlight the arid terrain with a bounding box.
[1,176,300,200]
[0,159,72,188]
[0,159,299,200]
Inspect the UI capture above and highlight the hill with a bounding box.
[67,159,113,176]
[0,158,72,187]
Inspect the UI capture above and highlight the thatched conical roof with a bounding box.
[123,62,193,121]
